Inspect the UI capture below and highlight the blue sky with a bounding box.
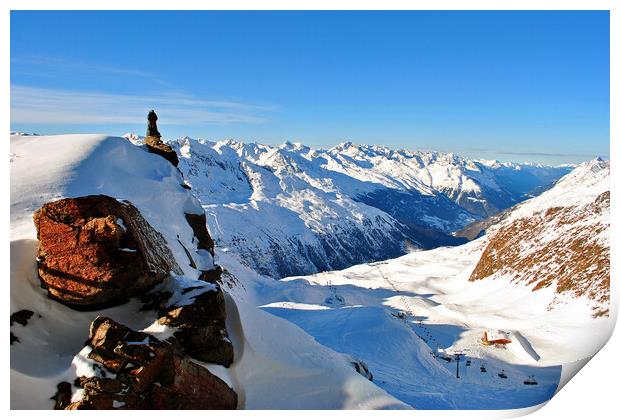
[10,11,609,164]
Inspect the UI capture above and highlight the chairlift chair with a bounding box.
[498,370,508,379]
[523,375,538,385]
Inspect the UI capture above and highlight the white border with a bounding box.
[3,2,617,419]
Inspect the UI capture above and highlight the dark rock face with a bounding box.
[64,317,237,410]
[34,195,181,309]
[351,359,373,382]
[10,309,34,326]
[158,275,234,367]
[10,309,38,346]
[185,213,215,255]
[145,136,179,167]
[200,265,223,283]
[52,382,73,409]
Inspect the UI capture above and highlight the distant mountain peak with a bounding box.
[168,136,572,278]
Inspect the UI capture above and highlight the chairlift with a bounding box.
[480,365,487,373]
[465,360,471,367]
[523,375,538,385]
[498,369,508,379]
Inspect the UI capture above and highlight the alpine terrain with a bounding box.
[10,133,610,412]
[125,134,571,278]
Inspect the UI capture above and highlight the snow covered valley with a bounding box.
[249,243,605,409]
[241,157,612,409]
[10,133,611,411]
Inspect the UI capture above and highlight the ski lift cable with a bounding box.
[373,266,505,382]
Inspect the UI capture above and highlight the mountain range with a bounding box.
[125,134,571,278]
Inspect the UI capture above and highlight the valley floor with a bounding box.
[230,239,611,409]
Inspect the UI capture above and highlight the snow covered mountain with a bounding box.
[125,135,570,278]
[10,133,406,409]
[470,158,610,316]
[246,158,611,409]
[10,133,610,412]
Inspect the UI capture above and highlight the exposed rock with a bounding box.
[351,359,373,381]
[470,191,610,316]
[65,317,237,410]
[10,309,37,346]
[145,136,179,167]
[158,281,233,367]
[10,309,34,326]
[200,265,223,283]
[159,286,227,324]
[185,212,215,255]
[176,238,197,269]
[34,195,181,309]
[52,382,72,409]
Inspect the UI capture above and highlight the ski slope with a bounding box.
[245,229,612,409]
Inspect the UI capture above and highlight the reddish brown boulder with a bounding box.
[34,195,182,309]
[145,136,179,167]
[64,316,237,410]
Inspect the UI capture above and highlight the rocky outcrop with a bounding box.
[63,317,237,410]
[470,191,610,316]
[10,309,34,327]
[351,359,373,381]
[10,309,38,345]
[185,212,215,256]
[145,136,179,167]
[34,195,181,309]
[157,276,234,367]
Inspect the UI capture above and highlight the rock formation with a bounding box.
[145,137,179,167]
[34,195,181,309]
[185,212,215,256]
[62,317,237,410]
[470,191,610,316]
[157,279,234,367]
[144,110,179,167]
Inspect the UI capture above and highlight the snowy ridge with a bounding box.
[126,135,569,278]
[497,158,609,224]
[10,133,406,409]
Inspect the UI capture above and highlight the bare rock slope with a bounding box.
[470,159,610,316]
